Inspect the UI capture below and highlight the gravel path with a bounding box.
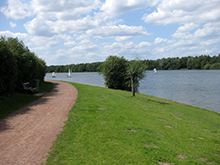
[0,81,78,165]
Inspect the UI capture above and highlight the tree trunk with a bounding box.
[131,76,135,96]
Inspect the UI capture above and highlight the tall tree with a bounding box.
[0,37,18,95]
[127,57,147,96]
[98,56,129,90]
[0,36,46,95]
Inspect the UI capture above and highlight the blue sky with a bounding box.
[1,0,220,66]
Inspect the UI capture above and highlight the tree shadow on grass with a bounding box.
[146,99,170,105]
[0,82,60,132]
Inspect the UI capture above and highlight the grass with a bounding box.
[46,82,220,165]
[0,81,54,119]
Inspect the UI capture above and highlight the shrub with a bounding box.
[0,36,46,95]
[98,56,130,91]
[0,37,18,95]
[99,56,147,96]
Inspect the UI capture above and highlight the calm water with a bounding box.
[45,70,220,113]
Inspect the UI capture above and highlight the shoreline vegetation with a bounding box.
[0,37,47,96]
[46,54,220,73]
[46,82,220,165]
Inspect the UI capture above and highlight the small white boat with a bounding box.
[52,72,56,78]
[67,68,71,78]
[153,68,157,74]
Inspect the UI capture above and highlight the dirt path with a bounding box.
[0,81,78,165]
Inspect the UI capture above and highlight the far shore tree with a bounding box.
[46,54,220,73]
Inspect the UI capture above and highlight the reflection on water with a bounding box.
[45,70,220,113]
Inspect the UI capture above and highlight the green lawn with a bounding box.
[0,81,54,119]
[46,82,220,165]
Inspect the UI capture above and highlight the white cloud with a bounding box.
[24,14,102,36]
[155,47,165,53]
[2,0,104,37]
[115,36,134,41]
[103,41,152,58]
[124,42,136,49]
[172,23,199,39]
[0,30,29,41]
[31,0,101,20]
[70,39,100,53]
[64,41,77,47]
[9,22,16,28]
[1,0,32,19]
[142,0,220,24]
[31,34,72,50]
[0,30,73,52]
[173,39,197,48]
[86,24,149,40]
[1,0,220,65]
[154,37,167,44]
[24,16,55,37]
[75,33,90,40]
[104,42,124,50]
[1,0,101,20]
[194,22,220,39]
[100,0,156,15]
[200,38,220,46]
[176,23,199,32]
[50,49,71,64]
[138,41,152,47]
[78,39,91,45]
[172,21,220,41]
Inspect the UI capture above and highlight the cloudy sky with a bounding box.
[0,0,220,66]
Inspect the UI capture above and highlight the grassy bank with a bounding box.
[0,81,54,119]
[46,82,220,164]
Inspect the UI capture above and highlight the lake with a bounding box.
[45,70,220,113]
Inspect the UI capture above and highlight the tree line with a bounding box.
[47,54,220,73]
[0,37,47,96]
[143,55,220,70]
[47,62,102,73]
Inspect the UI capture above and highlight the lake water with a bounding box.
[45,70,220,113]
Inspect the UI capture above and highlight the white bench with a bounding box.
[22,82,37,93]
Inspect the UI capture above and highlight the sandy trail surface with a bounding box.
[0,81,78,165]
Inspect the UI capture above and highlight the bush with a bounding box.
[0,36,46,95]
[0,37,18,95]
[98,56,130,91]
[99,56,147,96]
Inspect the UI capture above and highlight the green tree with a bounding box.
[0,37,18,95]
[210,63,220,69]
[179,57,188,69]
[200,55,211,69]
[159,58,166,70]
[77,63,86,72]
[127,57,147,96]
[1,36,46,93]
[98,56,129,90]
[203,63,211,69]
[187,57,195,69]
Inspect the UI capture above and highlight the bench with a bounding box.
[22,82,37,93]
